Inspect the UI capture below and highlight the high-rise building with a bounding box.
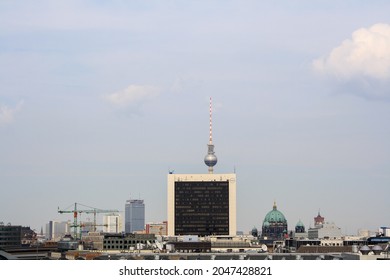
[167,98,237,237]
[45,221,69,241]
[168,173,237,236]
[125,199,145,234]
[103,214,122,233]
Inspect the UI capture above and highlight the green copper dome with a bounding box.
[262,202,287,226]
[296,220,305,227]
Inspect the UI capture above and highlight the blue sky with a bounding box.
[1,0,390,235]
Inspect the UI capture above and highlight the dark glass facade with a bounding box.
[174,181,229,236]
[0,225,22,248]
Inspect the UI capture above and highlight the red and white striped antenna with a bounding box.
[209,97,213,145]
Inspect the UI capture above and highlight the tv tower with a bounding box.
[167,97,237,237]
[204,97,218,173]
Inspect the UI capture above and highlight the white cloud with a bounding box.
[0,101,24,126]
[104,85,160,107]
[313,23,390,80]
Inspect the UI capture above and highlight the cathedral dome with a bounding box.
[251,226,258,237]
[295,219,305,233]
[262,202,287,225]
[296,220,305,228]
[261,202,288,240]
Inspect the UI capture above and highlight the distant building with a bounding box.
[57,234,79,251]
[314,211,325,226]
[308,222,342,239]
[103,214,122,233]
[209,236,254,253]
[0,224,22,248]
[295,220,305,233]
[146,221,168,235]
[166,241,212,253]
[45,221,69,241]
[379,227,390,237]
[21,227,36,246]
[103,233,155,251]
[261,202,288,240]
[293,220,308,239]
[251,227,258,237]
[125,199,145,234]
[81,232,104,250]
[358,229,374,238]
[307,211,342,239]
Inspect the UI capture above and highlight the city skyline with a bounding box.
[1,1,390,235]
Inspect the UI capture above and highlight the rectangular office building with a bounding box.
[125,199,145,234]
[167,174,236,236]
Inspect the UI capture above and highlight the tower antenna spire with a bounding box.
[204,97,218,173]
[209,97,213,145]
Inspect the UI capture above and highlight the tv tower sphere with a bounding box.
[204,148,218,168]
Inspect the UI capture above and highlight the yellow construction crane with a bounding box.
[58,202,119,239]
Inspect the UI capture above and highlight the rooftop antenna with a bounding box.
[204,97,217,173]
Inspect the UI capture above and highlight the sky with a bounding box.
[1,0,390,235]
